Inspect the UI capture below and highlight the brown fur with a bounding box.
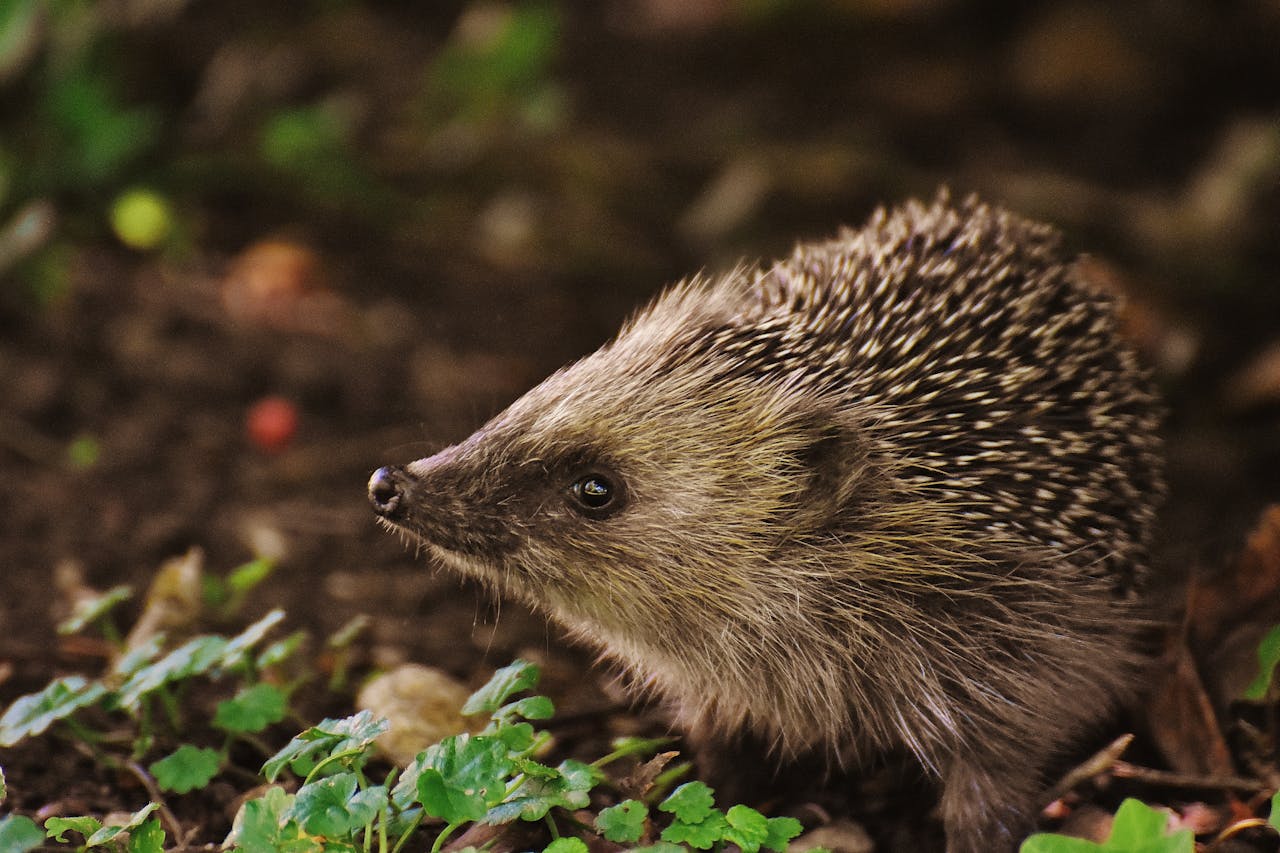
[370,195,1164,852]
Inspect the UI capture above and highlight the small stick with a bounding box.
[123,760,189,846]
[1109,760,1267,794]
[1045,733,1135,802]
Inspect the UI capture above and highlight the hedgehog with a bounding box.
[368,195,1164,852]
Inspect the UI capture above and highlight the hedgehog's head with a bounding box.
[368,273,879,652]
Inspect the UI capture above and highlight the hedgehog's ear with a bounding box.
[790,412,873,531]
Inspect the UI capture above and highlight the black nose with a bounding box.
[368,466,408,519]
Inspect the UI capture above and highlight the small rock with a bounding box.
[792,819,875,853]
[356,664,479,766]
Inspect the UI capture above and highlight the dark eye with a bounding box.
[568,473,622,517]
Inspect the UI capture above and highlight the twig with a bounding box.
[122,760,189,846]
[1045,733,1134,801]
[1110,760,1268,793]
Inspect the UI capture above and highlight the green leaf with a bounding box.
[658,782,717,823]
[44,805,161,849]
[1020,798,1195,853]
[260,106,347,171]
[391,752,429,812]
[462,660,540,715]
[660,810,728,850]
[515,757,560,780]
[126,817,165,853]
[261,710,389,781]
[426,1,561,124]
[1270,789,1280,831]
[229,786,362,851]
[84,803,159,846]
[596,799,647,843]
[628,844,685,853]
[225,786,308,853]
[1244,624,1280,700]
[0,815,44,853]
[220,609,287,668]
[290,773,387,837]
[1020,835,1102,853]
[215,683,288,734]
[258,105,376,207]
[0,676,109,746]
[724,804,769,853]
[414,734,512,824]
[327,615,369,650]
[43,71,160,187]
[228,558,276,595]
[762,816,804,852]
[509,695,554,720]
[57,585,132,635]
[543,838,587,853]
[485,758,600,825]
[111,635,166,678]
[556,759,601,806]
[487,695,554,731]
[416,770,485,823]
[150,745,221,794]
[116,635,229,709]
[1106,799,1187,850]
[493,721,536,752]
[45,815,102,843]
[256,631,307,669]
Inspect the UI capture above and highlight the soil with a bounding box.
[2,2,1279,850]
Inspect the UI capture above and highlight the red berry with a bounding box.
[247,396,298,453]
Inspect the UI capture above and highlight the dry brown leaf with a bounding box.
[1145,630,1235,777]
[1223,340,1280,411]
[1074,256,1198,376]
[121,547,205,654]
[616,750,680,801]
[221,239,351,336]
[1187,504,1280,651]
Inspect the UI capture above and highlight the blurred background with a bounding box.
[1,0,1278,728]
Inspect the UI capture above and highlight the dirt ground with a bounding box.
[2,2,1279,849]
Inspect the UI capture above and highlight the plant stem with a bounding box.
[122,760,186,844]
[303,747,367,785]
[60,717,105,748]
[159,685,183,731]
[430,820,463,853]
[589,737,673,769]
[100,618,123,649]
[390,811,425,853]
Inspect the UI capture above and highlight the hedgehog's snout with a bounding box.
[368,465,411,520]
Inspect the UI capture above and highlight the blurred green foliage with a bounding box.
[1,0,165,296]
[259,103,379,209]
[0,0,565,299]
[424,1,563,129]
